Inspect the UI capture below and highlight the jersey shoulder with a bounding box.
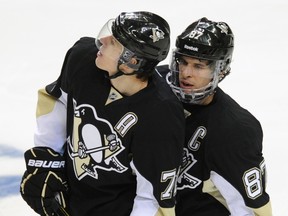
[46,37,104,97]
[68,37,98,67]
[151,68,183,113]
[215,88,262,133]
[208,88,263,153]
[155,64,169,78]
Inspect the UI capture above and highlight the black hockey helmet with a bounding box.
[96,11,170,78]
[168,17,234,104]
[175,17,234,75]
[113,11,170,63]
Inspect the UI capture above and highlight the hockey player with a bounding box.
[20,11,185,216]
[158,17,273,215]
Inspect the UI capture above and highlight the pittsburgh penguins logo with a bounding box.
[150,28,165,42]
[177,148,201,190]
[67,101,128,180]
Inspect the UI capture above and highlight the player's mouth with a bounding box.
[180,80,194,89]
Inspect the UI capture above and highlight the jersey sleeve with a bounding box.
[34,85,67,154]
[130,99,185,216]
[34,37,95,155]
[33,38,79,154]
[33,54,71,155]
[208,113,272,215]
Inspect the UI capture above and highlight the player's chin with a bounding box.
[95,57,104,69]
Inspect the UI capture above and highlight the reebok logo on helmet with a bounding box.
[184,44,198,52]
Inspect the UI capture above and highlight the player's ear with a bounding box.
[120,57,138,73]
[129,57,137,65]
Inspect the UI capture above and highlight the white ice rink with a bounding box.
[1,0,287,215]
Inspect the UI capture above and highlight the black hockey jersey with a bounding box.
[156,65,272,215]
[34,37,185,216]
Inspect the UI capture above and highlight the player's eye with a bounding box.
[194,63,207,69]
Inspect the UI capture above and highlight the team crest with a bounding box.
[67,100,128,180]
[177,148,201,190]
[150,28,165,42]
[216,22,229,34]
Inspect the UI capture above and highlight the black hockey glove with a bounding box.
[20,147,69,216]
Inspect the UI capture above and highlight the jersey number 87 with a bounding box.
[242,160,266,200]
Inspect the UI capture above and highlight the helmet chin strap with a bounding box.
[106,65,138,79]
[107,70,138,79]
[107,52,142,79]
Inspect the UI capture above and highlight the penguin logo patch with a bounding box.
[177,148,201,190]
[150,28,165,42]
[67,101,128,180]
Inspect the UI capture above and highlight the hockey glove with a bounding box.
[20,147,69,216]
